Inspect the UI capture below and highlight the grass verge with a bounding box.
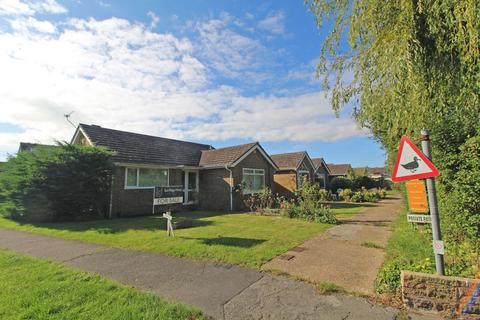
[315,281,342,295]
[0,211,331,269]
[0,249,204,320]
[375,208,434,294]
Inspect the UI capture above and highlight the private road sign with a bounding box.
[391,135,439,182]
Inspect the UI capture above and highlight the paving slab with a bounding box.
[262,195,403,295]
[224,275,399,320]
[66,248,263,320]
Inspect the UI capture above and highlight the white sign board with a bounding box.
[154,197,183,205]
[407,214,432,224]
[433,240,444,255]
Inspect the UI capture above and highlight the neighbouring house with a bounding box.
[367,167,391,180]
[271,151,315,197]
[311,157,331,188]
[327,163,352,179]
[71,124,277,216]
[18,142,55,153]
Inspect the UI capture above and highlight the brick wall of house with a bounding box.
[198,168,231,211]
[274,157,316,198]
[273,172,297,198]
[232,150,274,211]
[110,166,186,217]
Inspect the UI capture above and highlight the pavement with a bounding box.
[262,195,403,295]
[0,203,440,319]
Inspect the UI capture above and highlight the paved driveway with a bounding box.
[263,195,403,294]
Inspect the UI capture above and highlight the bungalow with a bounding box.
[311,157,331,188]
[71,124,277,216]
[271,151,315,197]
[327,163,352,179]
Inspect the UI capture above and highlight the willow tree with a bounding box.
[308,0,479,273]
[308,0,479,160]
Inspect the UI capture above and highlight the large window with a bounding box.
[242,168,265,194]
[125,168,168,189]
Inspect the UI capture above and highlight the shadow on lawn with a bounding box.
[21,214,215,234]
[181,236,266,248]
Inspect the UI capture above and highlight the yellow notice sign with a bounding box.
[406,180,429,213]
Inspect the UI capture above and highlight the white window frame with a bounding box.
[124,167,170,189]
[242,168,265,195]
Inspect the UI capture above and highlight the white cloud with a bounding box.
[147,10,159,29]
[10,16,56,33]
[0,0,66,16]
[0,13,365,160]
[258,11,285,35]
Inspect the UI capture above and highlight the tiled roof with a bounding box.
[199,142,257,168]
[311,157,326,171]
[327,163,352,176]
[271,151,307,170]
[78,124,213,166]
[368,167,388,175]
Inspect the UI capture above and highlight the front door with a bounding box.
[183,170,199,204]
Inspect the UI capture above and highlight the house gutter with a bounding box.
[225,165,233,211]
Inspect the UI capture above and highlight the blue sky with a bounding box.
[0,0,385,166]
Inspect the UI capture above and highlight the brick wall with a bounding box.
[401,271,480,318]
[199,150,275,211]
[198,168,230,211]
[110,166,187,217]
[232,150,274,211]
[273,172,297,198]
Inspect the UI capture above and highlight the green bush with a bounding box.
[350,191,365,202]
[0,144,113,222]
[318,188,332,201]
[353,176,377,189]
[339,188,353,201]
[282,182,338,224]
[363,190,379,203]
[330,177,353,193]
[243,187,277,213]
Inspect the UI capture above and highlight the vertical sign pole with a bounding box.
[420,129,445,275]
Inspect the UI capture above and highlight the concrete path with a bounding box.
[0,214,438,320]
[262,195,403,295]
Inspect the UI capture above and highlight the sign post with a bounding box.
[420,129,445,276]
[153,186,183,237]
[391,132,445,276]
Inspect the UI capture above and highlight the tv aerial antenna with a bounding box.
[64,111,76,128]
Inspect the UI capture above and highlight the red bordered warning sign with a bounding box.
[391,136,439,182]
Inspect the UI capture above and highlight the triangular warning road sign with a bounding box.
[391,136,439,182]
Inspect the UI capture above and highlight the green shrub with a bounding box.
[353,176,376,189]
[350,191,365,202]
[282,182,338,224]
[339,188,353,201]
[318,188,332,201]
[330,177,353,193]
[363,191,379,202]
[243,187,283,213]
[0,143,113,222]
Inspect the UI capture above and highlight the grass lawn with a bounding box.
[326,202,372,218]
[0,249,205,320]
[375,208,434,294]
[0,211,333,268]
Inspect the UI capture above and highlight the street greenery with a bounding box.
[0,249,205,320]
[308,0,479,284]
[0,144,113,222]
[0,210,331,269]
